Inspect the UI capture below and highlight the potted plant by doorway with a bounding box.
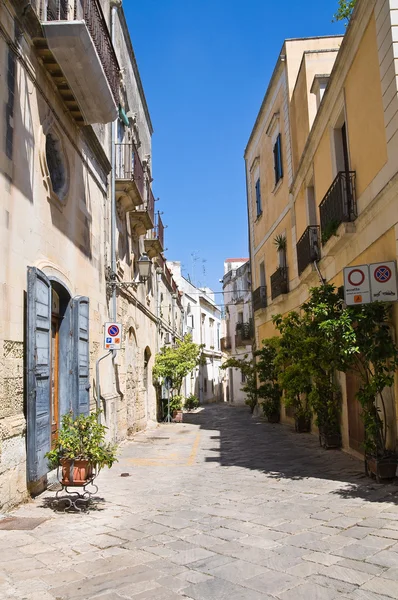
[170,395,184,422]
[45,412,117,486]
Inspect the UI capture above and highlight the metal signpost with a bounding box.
[104,322,123,350]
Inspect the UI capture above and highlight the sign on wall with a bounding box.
[369,261,398,303]
[343,265,371,305]
[104,322,123,350]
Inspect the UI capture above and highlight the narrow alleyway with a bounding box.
[2,404,398,600]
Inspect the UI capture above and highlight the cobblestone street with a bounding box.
[2,404,398,599]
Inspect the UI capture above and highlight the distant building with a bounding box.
[168,262,223,404]
[221,259,253,405]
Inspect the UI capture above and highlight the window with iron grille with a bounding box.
[273,133,283,186]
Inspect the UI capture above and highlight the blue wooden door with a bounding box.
[72,296,90,416]
[27,267,52,483]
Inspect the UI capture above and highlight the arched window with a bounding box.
[45,130,68,199]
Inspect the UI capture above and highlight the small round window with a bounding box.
[45,131,67,199]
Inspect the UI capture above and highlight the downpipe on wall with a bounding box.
[95,0,121,423]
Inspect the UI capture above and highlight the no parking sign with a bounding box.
[104,322,123,350]
[370,261,398,302]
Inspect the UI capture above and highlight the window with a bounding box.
[259,261,266,288]
[255,178,262,217]
[45,131,68,198]
[204,378,207,393]
[273,133,283,186]
[241,370,246,383]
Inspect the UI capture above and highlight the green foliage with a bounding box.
[256,339,281,420]
[153,334,203,397]
[273,234,287,252]
[170,395,183,413]
[184,394,200,411]
[45,412,117,471]
[347,302,398,456]
[272,311,312,421]
[333,0,356,24]
[321,219,340,245]
[221,356,257,413]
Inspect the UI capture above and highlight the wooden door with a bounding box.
[346,370,365,454]
[50,316,60,445]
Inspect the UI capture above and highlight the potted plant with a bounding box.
[257,339,281,423]
[184,394,200,411]
[45,412,117,486]
[348,302,398,481]
[170,395,183,422]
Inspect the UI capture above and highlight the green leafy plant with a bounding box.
[169,395,183,413]
[347,302,398,457]
[184,394,200,411]
[153,334,203,405]
[256,338,281,421]
[333,0,356,24]
[272,311,312,424]
[45,412,117,471]
[273,234,287,252]
[221,356,257,413]
[321,219,340,245]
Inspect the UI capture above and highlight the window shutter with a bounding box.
[72,296,90,416]
[26,267,52,483]
[277,134,283,180]
[255,179,262,215]
[273,142,278,185]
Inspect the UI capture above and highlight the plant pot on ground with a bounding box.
[45,412,117,487]
[365,454,398,483]
[318,426,342,449]
[295,413,311,433]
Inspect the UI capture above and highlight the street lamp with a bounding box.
[137,253,152,282]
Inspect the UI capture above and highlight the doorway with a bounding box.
[346,370,365,454]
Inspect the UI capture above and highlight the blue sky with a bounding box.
[124,1,345,297]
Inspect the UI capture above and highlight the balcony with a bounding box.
[320,171,357,245]
[115,143,145,212]
[144,213,165,259]
[252,286,267,312]
[220,336,232,352]
[129,186,155,236]
[32,0,119,125]
[235,321,254,347]
[270,267,288,300]
[296,226,320,275]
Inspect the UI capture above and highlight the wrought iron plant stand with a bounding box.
[54,462,99,512]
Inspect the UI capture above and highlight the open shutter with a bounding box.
[72,296,90,416]
[27,267,52,483]
[277,134,283,180]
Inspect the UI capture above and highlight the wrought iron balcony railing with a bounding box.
[156,213,165,250]
[115,142,145,201]
[252,286,267,312]
[319,171,356,245]
[270,267,288,300]
[220,336,232,351]
[235,320,254,347]
[296,226,320,275]
[146,188,155,226]
[37,0,119,103]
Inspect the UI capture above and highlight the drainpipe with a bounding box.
[95,0,121,424]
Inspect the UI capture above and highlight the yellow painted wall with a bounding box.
[290,62,309,173]
[295,185,307,241]
[313,129,333,209]
[345,14,387,197]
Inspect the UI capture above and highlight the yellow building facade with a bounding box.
[245,0,398,457]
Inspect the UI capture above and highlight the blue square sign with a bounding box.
[106,338,112,344]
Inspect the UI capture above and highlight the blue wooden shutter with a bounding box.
[277,133,283,180]
[72,296,90,416]
[27,267,51,483]
[255,178,262,216]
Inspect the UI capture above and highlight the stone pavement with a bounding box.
[2,404,398,600]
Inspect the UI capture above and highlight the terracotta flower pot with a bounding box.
[172,410,183,423]
[365,455,397,483]
[60,459,93,486]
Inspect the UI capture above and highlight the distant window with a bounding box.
[273,133,283,186]
[46,131,67,198]
[241,370,246,383]
[204,378,207,393]
[255,178,262,217]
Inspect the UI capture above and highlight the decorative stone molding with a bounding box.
[3,341,23,359]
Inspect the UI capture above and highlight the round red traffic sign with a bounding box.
[348,269,365,287]
[108,324,120,337]
[374,265,392,283]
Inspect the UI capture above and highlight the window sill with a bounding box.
[272,177,283,195]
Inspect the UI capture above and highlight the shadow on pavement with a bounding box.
[183,403,398,505]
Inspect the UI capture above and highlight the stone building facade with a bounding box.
[0,0,182,510]
[221,259,253,405]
